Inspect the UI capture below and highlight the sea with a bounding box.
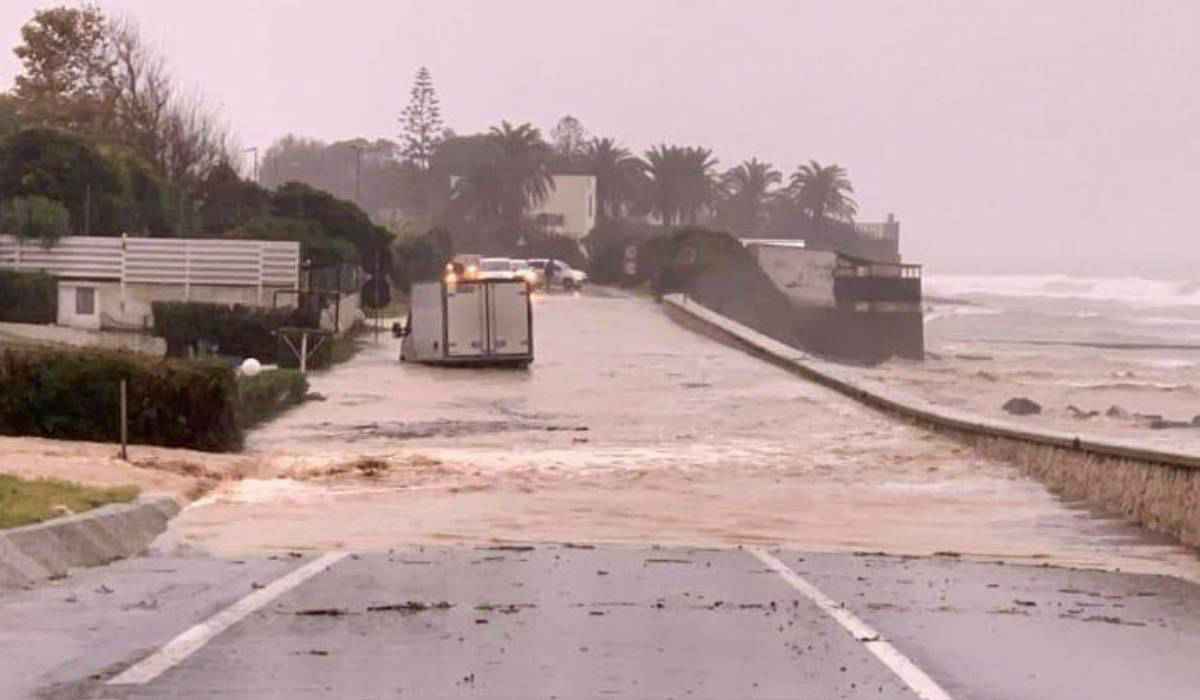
[923,273,1200,352]
[908,274,1200,452]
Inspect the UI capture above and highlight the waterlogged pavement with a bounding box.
[175,289,1200,582]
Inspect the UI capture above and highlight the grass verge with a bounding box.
[0,473,140,529]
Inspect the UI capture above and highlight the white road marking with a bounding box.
[107,551,349,686]
[750,548,953,700]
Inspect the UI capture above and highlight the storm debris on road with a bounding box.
[367,601,453,613]
[293,608,351,617]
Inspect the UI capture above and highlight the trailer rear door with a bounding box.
[488,282,531,356]
[445,283,485,357]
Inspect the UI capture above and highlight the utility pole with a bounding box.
[352,143,363,208]
[245,147,259,183]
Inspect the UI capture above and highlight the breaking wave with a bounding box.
[925,274,1200,307]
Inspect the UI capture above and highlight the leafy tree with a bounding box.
[10,4,114,135]
[196,161,270,235]
[229,215,357,267]
[260,135,419,223]
[0,95,22,141]
[0,127,121,234]
[0,195,71,247]
[550,115,589,161]
[719,158,781,235]
[399,67,443,171]
[489,121,553,227]
[106,147,169,235]
[392,227,453,293]
[640,145,719,226]
[449,122,553,234]
[787,160,857,229]
[582,137,644,221]
[10,5,233,199]
[270,181,393,279]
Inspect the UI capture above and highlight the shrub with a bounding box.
[0,269,57,324]
[0,195,71,247]
[393,227,453,293]
[236,369,308,429]
[152,301,315,360]
[0,346,241,452]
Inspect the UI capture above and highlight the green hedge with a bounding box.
[0,346,241,452]
[0,269,57,324]
[151,301,316,360]
[236,369,308,429]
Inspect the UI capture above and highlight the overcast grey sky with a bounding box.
[1,1,1196,277]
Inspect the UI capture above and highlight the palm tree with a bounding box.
[487,121,553,229]
[719,158,781,235]
[640,145,719,227]
[787,160,857,230]
[582,137,644,221]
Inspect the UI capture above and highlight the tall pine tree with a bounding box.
[400,66,443,171]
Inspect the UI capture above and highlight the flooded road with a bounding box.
[176,289,1200,581]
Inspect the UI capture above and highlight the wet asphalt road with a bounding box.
[8,545,1200,700]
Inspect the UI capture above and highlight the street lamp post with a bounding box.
[245,147,259,183]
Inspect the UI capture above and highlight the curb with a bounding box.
[662,294,1200,470]
[0,496,180,590]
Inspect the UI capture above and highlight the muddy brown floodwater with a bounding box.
[172,288,1200,581]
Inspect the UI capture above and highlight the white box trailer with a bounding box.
[400,278,533,366]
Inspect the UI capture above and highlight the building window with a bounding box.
[75,287,96,315]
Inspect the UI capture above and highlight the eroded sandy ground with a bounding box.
[146,289,1200,581]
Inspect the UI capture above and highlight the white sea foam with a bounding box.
[923,304,1003,324]
[925,274,1200,307]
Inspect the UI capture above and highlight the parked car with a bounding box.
[510,259,539,286]
[534,258,587,290]
[477,257,515,280]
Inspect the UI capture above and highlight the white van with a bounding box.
[398,278,533,367]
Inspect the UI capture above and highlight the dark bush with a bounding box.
[0,346,241,452]
[152,302,315,360]
[0,269,57,324]
[393,227,454,294]
[236,369,308,429]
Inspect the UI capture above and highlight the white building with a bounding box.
[531,174,596,239]
[0,235,300,331]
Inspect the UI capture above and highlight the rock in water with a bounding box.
[1106,405,1130,419]
[1002,397,1042,416]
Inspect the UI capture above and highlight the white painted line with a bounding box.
[749,548,953,700]
[107,551,349,686]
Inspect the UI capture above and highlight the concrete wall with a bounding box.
[531,175,596,239]
[741,243,924,363]
[747,245,837,308]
